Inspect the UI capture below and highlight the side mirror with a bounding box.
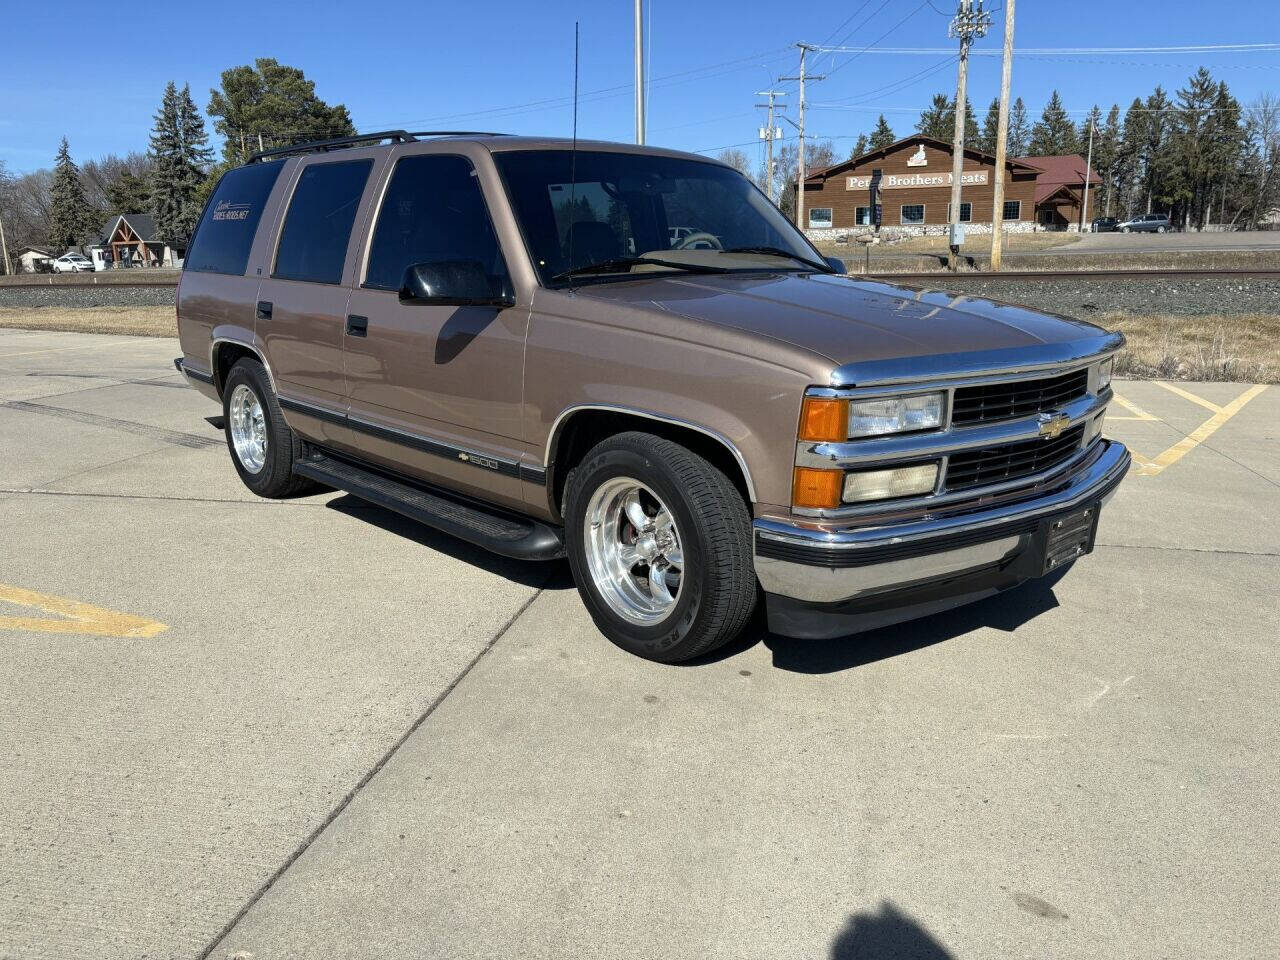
[399,260,512,307]
[824,256,846,274]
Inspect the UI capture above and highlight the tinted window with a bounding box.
[274,159,372,284]
[364,154,510,293]
[185,161,283,276]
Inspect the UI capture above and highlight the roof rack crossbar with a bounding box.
[247,130,417,163]
[403,131,511,139]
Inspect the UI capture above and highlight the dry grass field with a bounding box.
[0,306,176,338]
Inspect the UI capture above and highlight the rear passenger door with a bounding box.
[343,152,528,508]
[257,155,378,447]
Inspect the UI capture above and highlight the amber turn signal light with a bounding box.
[798,397,848,442]
[793,467,844,509]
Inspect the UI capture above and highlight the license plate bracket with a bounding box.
[1040,502,1101,575]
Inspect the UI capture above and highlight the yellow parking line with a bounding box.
[1132,384,1267,476]
[0,584,168,638]
[1109,394,1160,421]
[1153,381,1223,414]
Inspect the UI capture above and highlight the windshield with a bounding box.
[493,149,824,286]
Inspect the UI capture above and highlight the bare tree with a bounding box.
[1245,94,1280,226]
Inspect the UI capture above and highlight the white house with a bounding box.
[14,247,54,273]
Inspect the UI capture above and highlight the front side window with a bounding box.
[364,154,510,294]
[274,159,373,284]
[494,149,823,286]
[946,202,973,223]
[185,160,283,276]
[901,204,925,224]
[808,207,833,228]
[1003,200,1021,221]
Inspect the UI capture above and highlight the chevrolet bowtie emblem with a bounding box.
[1037,411,1071,440]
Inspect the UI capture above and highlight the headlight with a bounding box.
[843,462,940,503]
[1098,357,1113,391]
[848,392,944,438]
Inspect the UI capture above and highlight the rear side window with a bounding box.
[273,159,373,284]
[364,154,509,292]
[185,161,283,276]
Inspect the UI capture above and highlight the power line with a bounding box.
[812,42,1280,55]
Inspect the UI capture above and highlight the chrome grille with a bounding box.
[946,425,1085,491]
[951,369,1089,426]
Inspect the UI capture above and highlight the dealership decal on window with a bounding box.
[845,171,988,190]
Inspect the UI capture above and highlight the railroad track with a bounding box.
[3,268,1279,290]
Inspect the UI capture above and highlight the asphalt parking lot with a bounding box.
[1,328,1277,960]
[1043,229,1280,256]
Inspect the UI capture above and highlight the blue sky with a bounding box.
[1,0,1276,173]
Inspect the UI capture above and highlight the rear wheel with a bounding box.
[222,358,314,498]
[564,432,756,663]
[1121,226,1131,233]
[1157,225,1166,233]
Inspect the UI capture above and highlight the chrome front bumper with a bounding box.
[754,439,1130,607]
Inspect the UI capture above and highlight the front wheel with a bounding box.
[564,432,756,663]
[1157,225,1166,233]
[1121,226,1131,233]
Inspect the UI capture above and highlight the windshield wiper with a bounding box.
[552,256,732,282]
[719,246,834,273]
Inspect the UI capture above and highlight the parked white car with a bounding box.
[52,254,95,273]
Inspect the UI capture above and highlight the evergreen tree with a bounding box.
[1140,86,1174,213]
[49,138,96,251]
[916,94,953,140]
[978,97,1001,154]
[849,133,869,160]
[106,171,151,214]
[1029,91,1081,155]
[148,82,213,249]
[1008,97,1031,156]
[869,114,896,150]
[208,58,355,165]
[1116,97,1148,216]
[1095,105,1122,216]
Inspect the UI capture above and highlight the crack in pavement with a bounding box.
[194,585,551,960]
[1,400,221,449]
[1095,542,1278,558]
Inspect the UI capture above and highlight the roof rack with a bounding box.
[247,129,510,163]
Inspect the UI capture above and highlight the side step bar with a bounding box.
[294,450,565,561]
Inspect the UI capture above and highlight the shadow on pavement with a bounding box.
[761,569,1067,675]
[324,494,575,591]
[830,902,955,959]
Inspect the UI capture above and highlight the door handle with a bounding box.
[346,314,368,337]
[256,300,272,320]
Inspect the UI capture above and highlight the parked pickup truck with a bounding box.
[175,130,1130,663]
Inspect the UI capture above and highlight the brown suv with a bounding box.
[175,130,1130,662]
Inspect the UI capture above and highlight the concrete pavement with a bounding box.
[0,329,1276,959]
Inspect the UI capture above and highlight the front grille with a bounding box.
[951,369,1089,425]
[946,424,1085,491]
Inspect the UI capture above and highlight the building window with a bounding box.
[1002,200,1021,221]
[900,204,925,225]
[808,207,833,228]
[855,206,874,226]
[946,202,973,222]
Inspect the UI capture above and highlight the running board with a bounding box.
[294,450,565,561]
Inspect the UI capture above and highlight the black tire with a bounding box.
[1121,226,1131,233]
[563,431,757,663]
[222,358,314,498]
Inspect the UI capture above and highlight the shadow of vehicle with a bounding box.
[324,494,575,591]
[761,568,1068,675]
[830,902,955,959]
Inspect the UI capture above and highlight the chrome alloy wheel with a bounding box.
[228,383,268,474]
[583,477,685,625]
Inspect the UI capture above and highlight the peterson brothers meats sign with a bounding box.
[846,171,989,190]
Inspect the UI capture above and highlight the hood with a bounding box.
[571,271,1110,379]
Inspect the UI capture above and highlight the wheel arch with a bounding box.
[210,337,276,398]
[545,405,756,518]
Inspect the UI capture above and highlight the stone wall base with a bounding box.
[805,221,1041,244]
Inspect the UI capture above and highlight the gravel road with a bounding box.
[0,285,176,308]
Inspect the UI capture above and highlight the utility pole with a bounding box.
[634,0,646,144]
[946,0,991,271]
[780,43,823,230]
[1080,116,1095,231]
[989,0,1015,271]
[755,89,786,203]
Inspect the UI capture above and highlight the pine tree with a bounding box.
[977,98,1000,154]
[1029,91,1081,155]
[1008,97,1031,156]
[49,138,96,251]
[869,114,896,150]
[849,134,869,160]
[1116,97,1148,216]
[149,82,213,252]
[916,94,953,140]
[1095,105,1122,216]
[1141,86,1173,213]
